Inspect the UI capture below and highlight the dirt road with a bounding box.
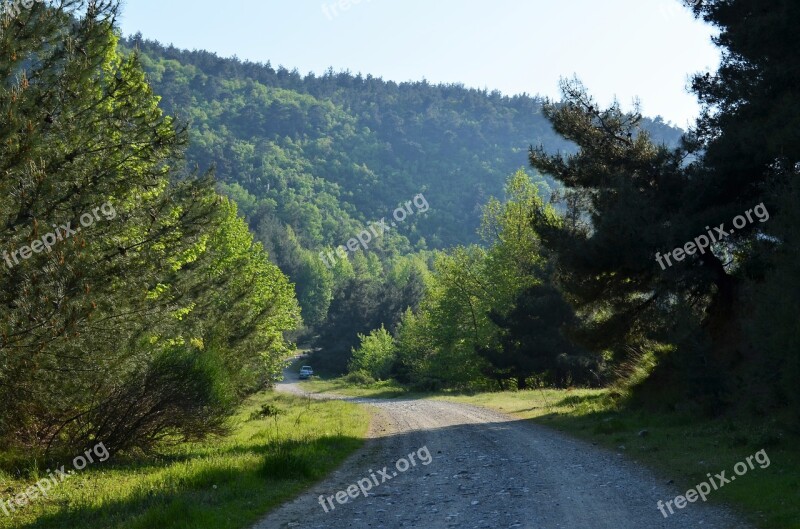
[253,375,753,529]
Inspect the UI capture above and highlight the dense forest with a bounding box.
[120,37,685,367]
[0,1,799,528]
[347,0,800,425]
[120,1,800,428]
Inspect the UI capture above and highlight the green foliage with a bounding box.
[187,197,301,393]
[117,36,682,351]
[343,370,377,386]
[525,79,738,407]
[0,2,300,453]
[483,282,600,389]
[685,0,800,425]
[746,179,800,424]
[349,325,396,380]
[398,246,495,388]
[310,251,429,373]
[394,171,590,389]
[86,346,237,453]
[512,0,800,420]
[123,36,582,250]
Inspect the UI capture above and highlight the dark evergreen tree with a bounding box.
[479,282,598,389]
[687,0,800,420]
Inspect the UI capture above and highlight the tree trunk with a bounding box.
[700,251,744,369]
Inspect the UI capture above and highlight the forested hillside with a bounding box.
[119,36,683,359]
[126,35,682,251]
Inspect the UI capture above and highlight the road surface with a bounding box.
[253,373,753,529]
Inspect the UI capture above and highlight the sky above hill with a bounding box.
[118,0,720,127]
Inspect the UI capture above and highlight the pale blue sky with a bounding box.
[118,0,720,127]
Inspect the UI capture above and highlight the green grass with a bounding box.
[437,389,800,529]
[0,391,371,529]
[301,377,410,399]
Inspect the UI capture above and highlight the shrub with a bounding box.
[348,326,396,380]
[78,347,237,453]
[250,404,285,421]
[343,370,376,386]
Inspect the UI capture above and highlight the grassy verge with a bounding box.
[438,389,800,529]
[300,377,410,399]
[0,391,371,529]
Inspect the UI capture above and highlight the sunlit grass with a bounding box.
[0,392,370,529]
[301,377,409,399]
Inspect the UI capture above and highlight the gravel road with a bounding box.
[253,374,754,529]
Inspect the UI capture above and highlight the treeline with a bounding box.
[349,170,599,391]
[0,1,300,455]
[117,35,683,360]
[351,0,800,425]
[124,33,573,250]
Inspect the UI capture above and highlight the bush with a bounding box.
[79,347,237,453]
[249,404,285,420]
[348,326,396,380]
[343,370,376,386]
[408,377,444,392]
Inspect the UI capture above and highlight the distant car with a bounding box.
[299,366,314,380]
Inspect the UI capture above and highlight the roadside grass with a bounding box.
[0,391,370,529]
[438,389,800,529]
[301,377,409,399]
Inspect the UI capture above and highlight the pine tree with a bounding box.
[0,1,301,451]
[688,0,800,419]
